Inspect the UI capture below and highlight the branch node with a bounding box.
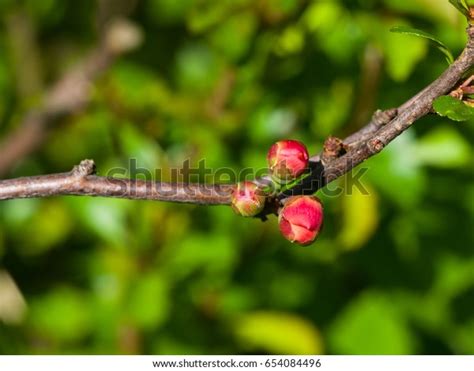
[322,136,347,164]
[367,138,385,154]
[372,108,398,126]
[72,159,96,177]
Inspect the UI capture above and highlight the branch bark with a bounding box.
[1,25,473,209]
[322,25,474,186]
[0,160,233,204]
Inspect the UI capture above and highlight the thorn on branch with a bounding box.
[72,159,96,177]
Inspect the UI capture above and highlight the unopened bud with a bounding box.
[267,140,309,182]
[231,181,266,217]
[278,196,324,245]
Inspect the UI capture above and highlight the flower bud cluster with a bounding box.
[230,140,323,246]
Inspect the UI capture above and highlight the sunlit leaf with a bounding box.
[390,26,454,64]
[366,132,426,207]
[433,95,474,121]
[165,234,238,279]
[338,181,379,250]
[432,255,474,298]
[234,311,323,355]
[187,1,230,33]
[127,273,170,330]
[208,11,257,61]
[304,2,342,32]
[147,0,193,24]
[383,23,428,81]
[312,79,353,136]
[29,287,93,342]
[275,26,305,56]
[416,126,471,168]
[118,123,162,172]
[448,0,470,18]
[109,62,170,112]
[69,198,130,247]
[329,292,415,354]
[14,201,72,256]
[175,43,222,93]
[382,0,459,24]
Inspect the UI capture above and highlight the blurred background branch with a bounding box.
[0,0,142,177]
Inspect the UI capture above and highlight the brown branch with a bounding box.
[0,160,233,204]
[0,25,473,209]
[321,25,474,185]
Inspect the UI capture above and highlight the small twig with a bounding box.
[462,85,474,94]
[450,74,474,98]
[460,74,474,87]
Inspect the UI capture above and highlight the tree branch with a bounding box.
[0,25,473,209]
[321,25,474,186]
[0,160,233,204]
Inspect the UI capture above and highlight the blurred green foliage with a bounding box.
[0,0,473,355]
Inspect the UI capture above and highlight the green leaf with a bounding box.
[338,181,379,250]
[415,126,471,168]
[329,292,415,354]
[390,26,454,64]
[448,0,470,18]
[29,287,93,342]
[383,23,427,82]
[433,95,474,121]
[366,131,426,208]
[234,311,323,354]
[127,273,170,330]
[166,234,238,279]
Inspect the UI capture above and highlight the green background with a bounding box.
[0,0,473,355]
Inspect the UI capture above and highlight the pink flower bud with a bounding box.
[278,196,324,246]
[267,140,309,182]
[231,181,266,217]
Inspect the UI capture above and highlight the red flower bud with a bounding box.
[278,196,323,246]
[267,140,309,182]
[231,181,266,217]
